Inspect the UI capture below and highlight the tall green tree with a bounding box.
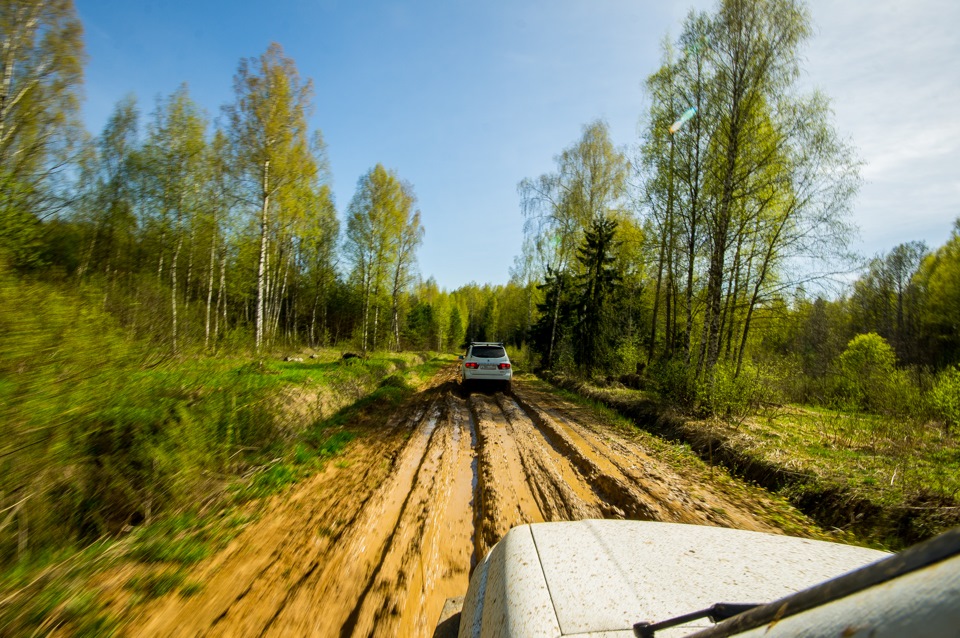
[390,199,423,351]
[851,241,927,363]
[572,216,621,373]
[140,85,208,354]
[639,0,859,383]
[344,164,420,353]
[519,120,629,367]
[224,42,318,351]
[75,94,139,282]
[0,0,85,265]
[916,221,960,365]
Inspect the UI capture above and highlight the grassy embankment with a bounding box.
[543,374,960,550]
[0,267,452,636]
[1,350,450,636]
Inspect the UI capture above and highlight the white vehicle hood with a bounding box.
[458,520,888,638]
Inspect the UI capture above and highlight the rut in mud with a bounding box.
[132,367,800,637]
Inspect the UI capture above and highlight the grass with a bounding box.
[125,569,187,599]
[729,404,960,505]
[542,374,960,548]
[0,541,120,637]
[0,345,451,637]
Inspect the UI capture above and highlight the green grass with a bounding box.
[125,569,187,599]
[736,405,960,505]
[0,334,449,637]
[0,541,120,637]
[127,513,215,565]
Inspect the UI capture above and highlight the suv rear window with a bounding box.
[470,346,506,359]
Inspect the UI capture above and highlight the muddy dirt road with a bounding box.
[132,367,809,637]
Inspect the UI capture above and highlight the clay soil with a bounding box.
[129,366,816,637]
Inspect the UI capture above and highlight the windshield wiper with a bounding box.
[633,602,761,638]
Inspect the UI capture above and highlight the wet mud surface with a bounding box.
[131,367,798,637]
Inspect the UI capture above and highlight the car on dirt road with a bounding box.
[436,519,960,638]
[459,342,512,391]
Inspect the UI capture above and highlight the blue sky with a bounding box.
[75,0,960,290]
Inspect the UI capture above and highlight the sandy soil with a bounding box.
[128,367,801,637]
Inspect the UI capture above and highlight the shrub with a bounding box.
[650,358,699,410]
[929,366,960,433]
[829,333,925,418]
[611,337,642,378]
[832,333,896,412]
[699,361,781,422]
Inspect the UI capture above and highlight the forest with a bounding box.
[2,0,959,611]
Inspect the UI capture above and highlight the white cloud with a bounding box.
[803,0,960,253]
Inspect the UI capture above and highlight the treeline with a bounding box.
[3,0,959,392]
[488,0,959,423]
[0,2,469,356]
[3,0,959,390]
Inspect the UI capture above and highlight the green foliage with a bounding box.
[831,333,920,415]
[127,514,211,565]
[837,332,896,376]
[610,338,641,378]
[243,464,298,499]
[929,366,960,433]
[571,216,621,374]
[125,569,187,599]
[344,164,420,353]
[915,220,960,366]
[0,0,85,250]
[699,361,781,422]
[0,543,119,637]
[650,358,700,408]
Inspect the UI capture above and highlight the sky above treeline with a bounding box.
[75,0,960,291]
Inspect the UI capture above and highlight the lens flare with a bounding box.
[669,107,698,134]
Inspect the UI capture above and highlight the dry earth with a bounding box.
[127,366,814,637]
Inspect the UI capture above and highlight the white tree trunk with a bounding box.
[256,160,270,352]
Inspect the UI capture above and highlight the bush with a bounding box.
[611,337,642,378]
[650,358,699,409]
[929,366,960,433]
[699,361,781,422]
[832,333,898,413]
[507,342,539,374]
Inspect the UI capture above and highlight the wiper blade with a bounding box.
[633,603,761,638]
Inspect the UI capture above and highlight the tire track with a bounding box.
[510,387,661,521]
[130,367,811,638]
[468,392,545,559]
[345,397,475,638]
[263,397,448,636]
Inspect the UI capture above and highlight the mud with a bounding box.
[130,367,805,637]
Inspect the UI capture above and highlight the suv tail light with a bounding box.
[465,362,479,369]
[498,363,511,369]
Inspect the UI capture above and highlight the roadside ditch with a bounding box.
[542,373,960,549]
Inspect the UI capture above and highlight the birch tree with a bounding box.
[344,164,419,353]
[141,85,208,355]
[0,0,84,264]
[638,0,858,383]
[224,42,317,351]
[391,201,423,351]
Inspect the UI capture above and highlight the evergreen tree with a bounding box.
[572,216,621,373]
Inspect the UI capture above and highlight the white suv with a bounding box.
[459,342,512,390]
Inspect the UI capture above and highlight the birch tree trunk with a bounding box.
[255,159,270,352]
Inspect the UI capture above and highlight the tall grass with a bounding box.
[1,266,447,634]
[0,267,430,564]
